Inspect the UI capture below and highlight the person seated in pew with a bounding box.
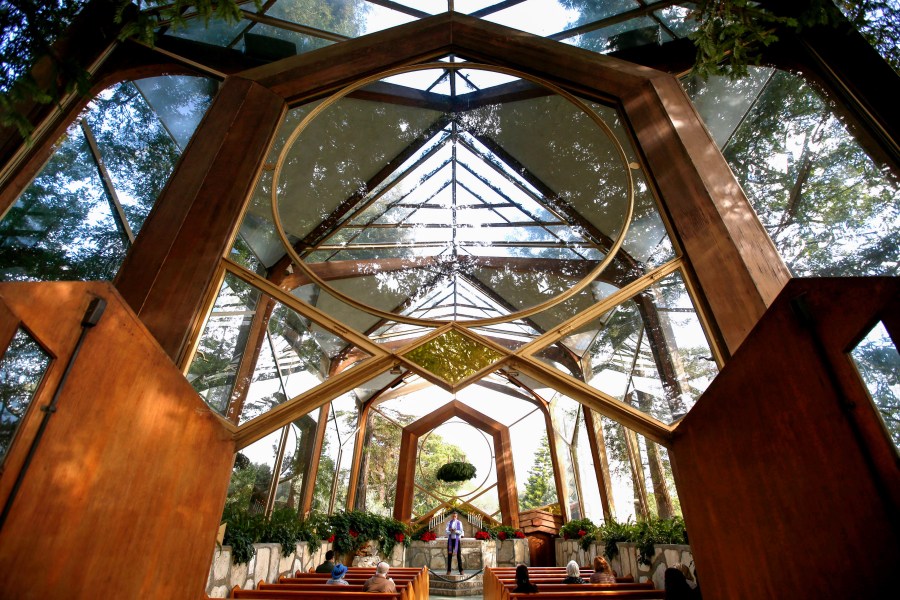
[512,564,538,594]
[664,566,698,600]
[589,556,616,584]
[363,561,398,593]
[315,550,336,573]
[562,560,586,584]
[326,563,350,585]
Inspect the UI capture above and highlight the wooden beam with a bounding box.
[114,78,285,363]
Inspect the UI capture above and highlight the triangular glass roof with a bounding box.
[257,62,647,331]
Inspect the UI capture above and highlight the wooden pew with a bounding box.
[271,567,428,600]
[485,567,646,600]
[231,589,403,600]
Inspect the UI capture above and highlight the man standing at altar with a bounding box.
[446,511,464,575]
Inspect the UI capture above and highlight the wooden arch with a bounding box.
[394,399,519,527]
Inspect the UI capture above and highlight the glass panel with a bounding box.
[0,125,128,282]
[574,409,603,522]
[186,272,372,422]
[273,413,318,511]
[514,413,559,510]
[235,22,334,55]
[362,408,403,515]
[484,0,582,36]
[536,270,719,424]
[850,321,900,451]
[563,16,669,54]
[225,430,280,513]
[268,0,414,37]
[0,329,51,463]
[132,76,218,151]
[600,415,638,523]
[263,64,657,326]
[85,81,182,233]
[831,2,899,72]
[721,69,900,277]
[312,392,359,513]
[167,15,251,46]
[654,4,699,38]
[404,329,504,384]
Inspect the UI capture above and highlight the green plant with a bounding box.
[222,507,266,564]
[265,508,302,558]
[436,461,477,483]
[596,520,632,561]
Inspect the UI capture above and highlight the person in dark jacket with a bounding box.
[315,550,335,573]
[512,564,538,593]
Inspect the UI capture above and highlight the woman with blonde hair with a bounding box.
[590,556,616,584]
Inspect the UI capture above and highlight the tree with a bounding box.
[225,452,273,512]
[723,69,900,278]
[520,434,557,510]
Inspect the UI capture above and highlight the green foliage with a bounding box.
[520,434,557,510]
[222,506,266,564]
[586,518,689,564]
[266,508,303,558]
[435,461,477,483]
[559,517,598,550]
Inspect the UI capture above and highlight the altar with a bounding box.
[405,537,529,571]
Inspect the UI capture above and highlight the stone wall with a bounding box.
[405,538,529,570]
[554,539,694,589]
[206,541,332,598]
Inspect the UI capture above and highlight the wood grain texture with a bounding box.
[115,77,285,363]
[623,76,791,353]
[669,277,899,599]
[0,281,235,599]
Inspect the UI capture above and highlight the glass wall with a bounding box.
[0,76,217,282]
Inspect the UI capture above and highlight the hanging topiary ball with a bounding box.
[436,461,477,482]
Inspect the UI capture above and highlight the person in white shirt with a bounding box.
[445,511,464,575]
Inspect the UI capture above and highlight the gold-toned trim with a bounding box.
[179,263,228,373]
[234,354,394,448]
[516,258,683,356]
[222,258,387,358]
[271,61,636,327]
[511,357,672,445]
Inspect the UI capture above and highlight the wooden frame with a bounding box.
[393,399,519,527]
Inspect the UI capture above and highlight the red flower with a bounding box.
[475,530,490,540]
[498,531,508,540]
[326,535,335,543]
[577,529,587,538]
[420,532,437,542]
[563,533,571,540]
[515,531,526,539]
[349,529,359,538]
[394,533,405,543]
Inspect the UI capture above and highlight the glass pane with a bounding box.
[404,329,504,384]
[225,430,280,513]
[514,414,559,511]
[235,22,334,56]
[850,321,900,451]
[268,0,396,37]
[85,81,182,233]
[0,329,51,463]
[574,409,604,522]
[563,16,668,54]
[721,69,900,277]
[362,409,403,515]
[0,125,128,282]
[186,272,372,422]
[600,415,638,523]
[132,75,218,151]
[312,392,359,513]
[831,2,900,72]
[273,413,318,511]
[536,270,719,424]
[484,0,583,36]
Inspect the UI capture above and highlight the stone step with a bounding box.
[429,571,483,598]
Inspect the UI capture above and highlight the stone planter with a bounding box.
[554,539,693,589]
[405,538,528,570]
[206,541,333,598]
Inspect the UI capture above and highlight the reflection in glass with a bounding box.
[0,125,127,282]
[0,329,51,463]
[404,330,504,384]
[514,412,558,511]
[712,69,900,277]
[186,273,371,422]
[850,321,900,450]
[362,408,403,516]
[312,393,359,513]
[225,430,280,513]
[536,270,718,424]
[273,414,318,511]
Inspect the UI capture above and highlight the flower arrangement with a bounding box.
[394,532,405,543]
[326,534,335,543]
[497,531,507,540]
[474,530,491,540]
[515,531,526,539]
[420,531,437,542]
[436,461,477,482]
